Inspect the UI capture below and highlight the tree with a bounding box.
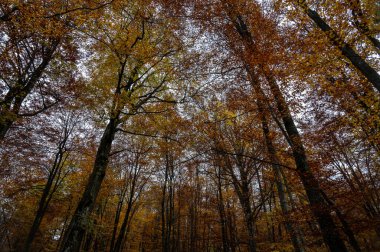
[23,113,79,252]
[201,1,350,250]
[0,1,72,139]
[59,1,184,250]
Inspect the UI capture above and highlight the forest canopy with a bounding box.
[0,0,379,251]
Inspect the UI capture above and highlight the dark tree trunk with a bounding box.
[214,137,257,251]
[297,0,380,92]
[112,172,137,252]
[261,117,305,252]
[161,154,175,252]
[112,200,133,252]
[232,10,348,250]
[320,191,361,251]
[226,201,237,252]
[256,166,272,243]
[23,156,63,252]
[59,117,119,252]
[216,166,230,252]
[227,162,256,252]
[24,121,70,252]
[240,181,256,252]
[249,70,305,252]
[0,39,59,140]
[264,73,348,252]
[161,156,168,252]
[110,199,124,251]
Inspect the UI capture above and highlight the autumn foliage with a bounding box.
[0,0,379,251]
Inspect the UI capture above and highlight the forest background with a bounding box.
[0,0,380,251]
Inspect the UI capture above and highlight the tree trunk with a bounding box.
[162,154,175,252]
[110,199,124,251]
[256,166,272,243]
[231,10,348,250]
[264,73,348,252]
[112,200,133,252]
[228,164,256,252]
[297,0,380,92]
[240,182,256,252]
[320,190,361,251]
[113,172,137,252]
[24,124,69,252]
[0,39,59,140]
[216,166,230,252]
[262,123,305,252]
[59,117,119,252]
[249,70,305,252]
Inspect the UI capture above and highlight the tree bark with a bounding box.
[239,180,256,252]
[110,188,127,251]
[161,154,175,252]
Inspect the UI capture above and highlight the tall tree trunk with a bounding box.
[320,190,361,251]
[256,166,272,243]
[216,145,257,252]
[162,154,175,252]
[263,73,348,252]
[112,200,133,252]
[161,158,168,252]
[240,181,256,252]
[216,166,230,252]
[228,162,256,252]
[249,70,305,252]
[226,199,237,252]
[24,122,70,252]
[167,163,175,252]
[231,10,348,250]
[110,198,124,251]
[175,182,181,252]
[113,171,138,252]
[59,117,119,252]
